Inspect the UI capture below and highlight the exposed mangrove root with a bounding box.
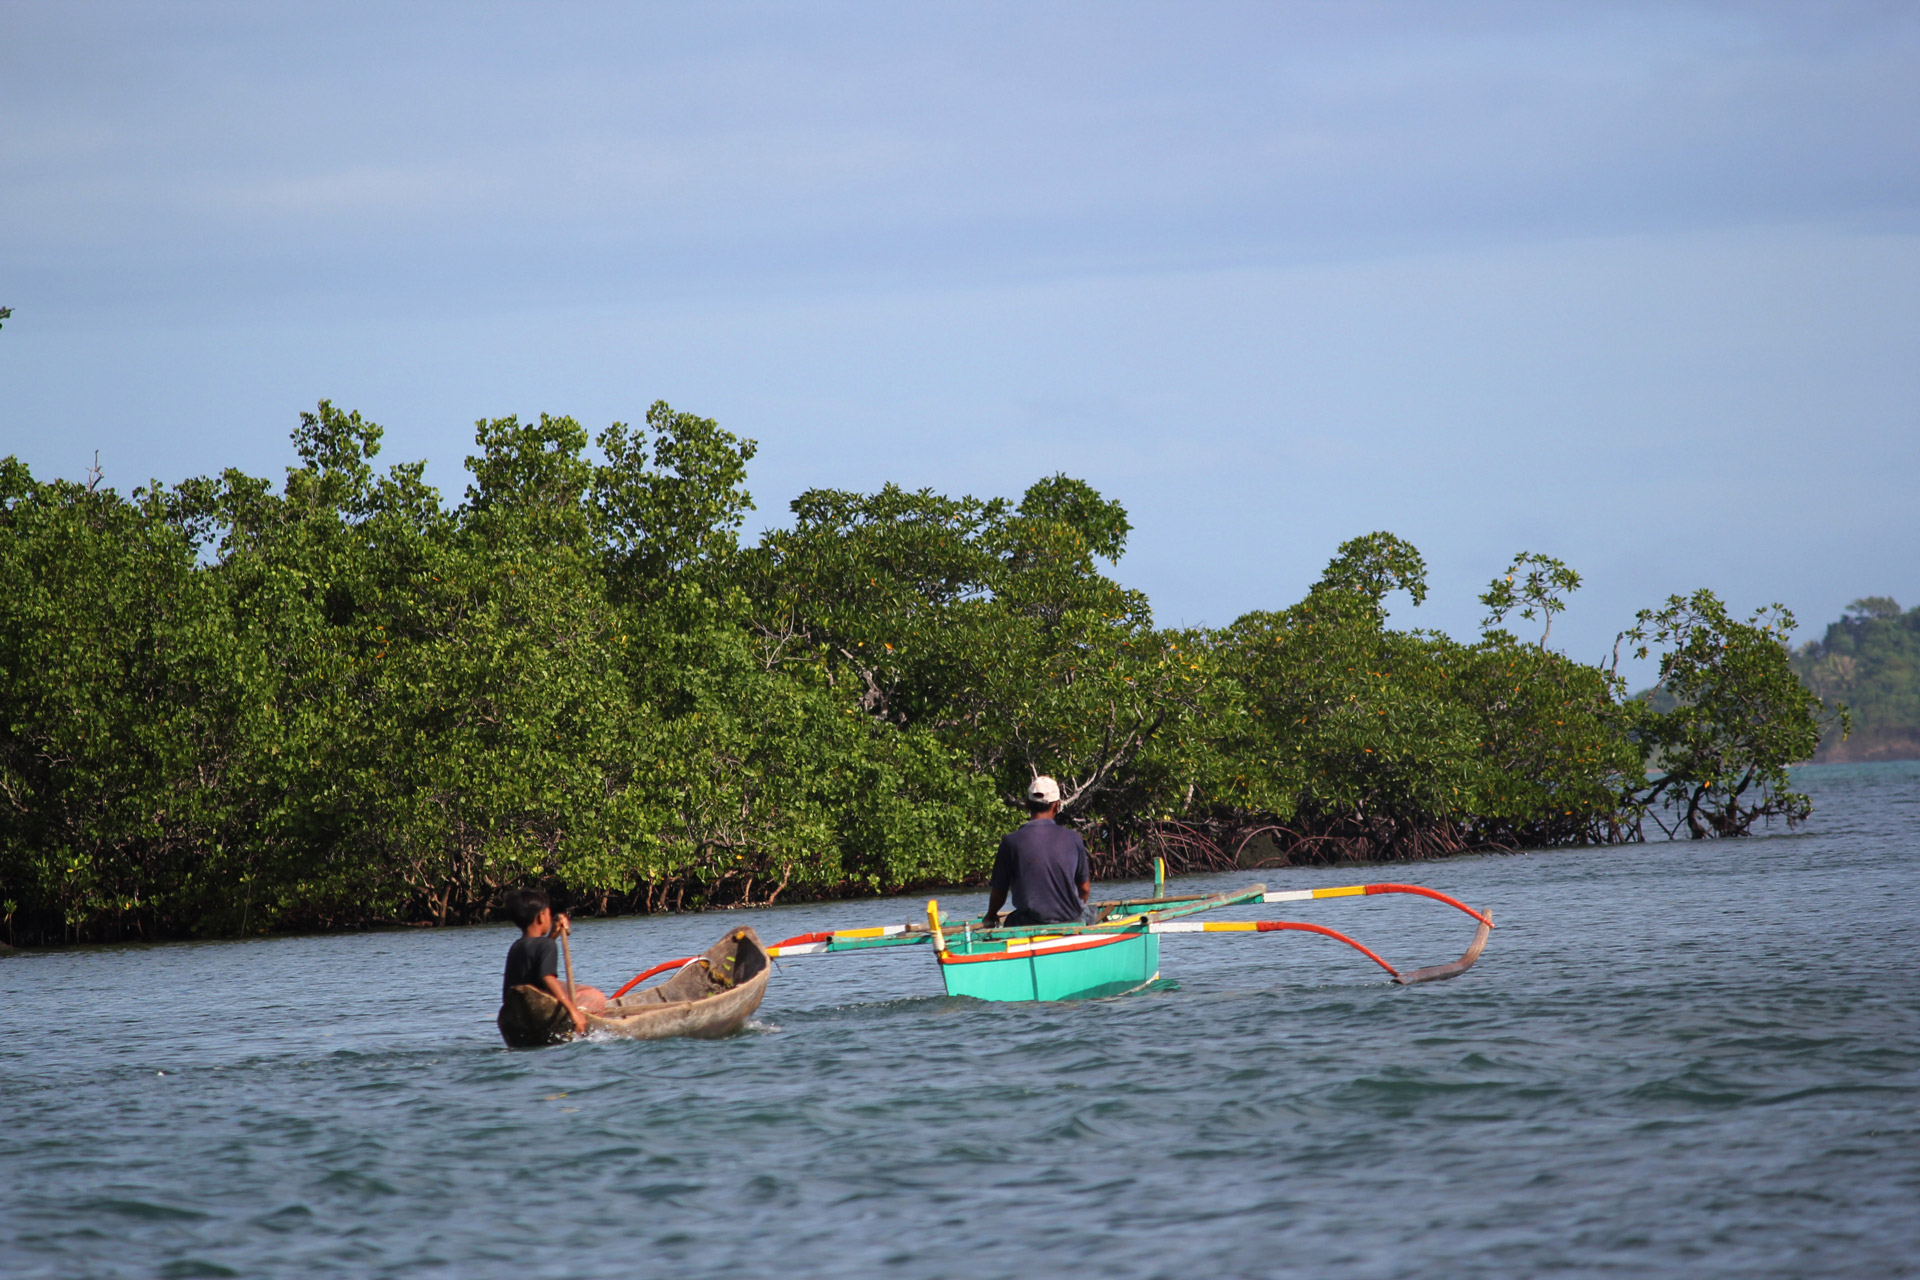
[1088,808,1635,880]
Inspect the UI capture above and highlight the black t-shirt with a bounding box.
[503,935,560,997]
[990,817,1091,925]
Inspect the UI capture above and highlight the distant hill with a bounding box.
[1792,598,1920,762]
[1631,597,1918,763]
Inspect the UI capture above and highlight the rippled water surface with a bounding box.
[4,763,1918,1278]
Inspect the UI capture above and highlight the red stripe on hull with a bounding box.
[937,931,1138,965]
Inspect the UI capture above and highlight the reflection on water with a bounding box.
[3,762,1917,1279]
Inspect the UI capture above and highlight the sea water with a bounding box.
[3,762,1916,1278]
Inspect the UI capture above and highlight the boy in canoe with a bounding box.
[502,888,607,1034]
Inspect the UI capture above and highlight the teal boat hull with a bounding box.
[937,930,1159,1001]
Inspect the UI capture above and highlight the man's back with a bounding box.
[990,817,1090,925]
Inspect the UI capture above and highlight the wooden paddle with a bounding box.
[559,916,577,1004]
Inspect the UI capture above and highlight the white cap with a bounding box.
[1026,775,1061,806]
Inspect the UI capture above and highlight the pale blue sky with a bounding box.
[2,2,1916,672]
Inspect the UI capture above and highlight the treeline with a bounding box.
[0,403,1830,944]
[1793,598,1920,761]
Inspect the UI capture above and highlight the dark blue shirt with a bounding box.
[990,817,1091,925]
[503,935,559,997]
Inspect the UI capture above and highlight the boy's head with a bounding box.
[505,887,551,931]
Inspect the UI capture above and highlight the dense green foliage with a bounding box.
[0,404,1837,944]
[1194,542,1636,861]
[1619,594,1828,837]
[1793,598,1920,761]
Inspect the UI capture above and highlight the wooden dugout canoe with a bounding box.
[497,926,769,1047]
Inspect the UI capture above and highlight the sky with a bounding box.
[2,1,1916,676]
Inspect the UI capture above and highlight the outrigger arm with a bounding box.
[1257,882,1494,985]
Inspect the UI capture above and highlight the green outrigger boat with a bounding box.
[750,861,1495,1002]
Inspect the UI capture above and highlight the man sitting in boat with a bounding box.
[502,888,607,1034]
[980,776,1094,928]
